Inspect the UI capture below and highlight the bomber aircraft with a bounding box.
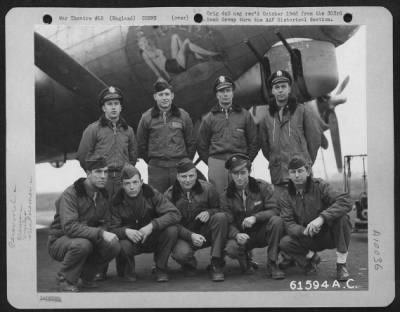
[34,25,369,293]
[35,25,359,171]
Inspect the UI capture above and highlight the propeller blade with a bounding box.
[335,75,350,95]
[328,111,343,172]
[328,94,347,108]
[321,133,329,149]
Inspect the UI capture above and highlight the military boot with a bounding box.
[336,263,350,281]
[209,257,225,282]
[266,260,286,280]
[304,253,321,275]
[155,268,169,282]
[56,273,79,292]
[237,252,255,274]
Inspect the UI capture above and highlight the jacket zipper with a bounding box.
[242,190,247,212]
[134,197,148,228]
[163,112,167,124]
[92,192,98,221]
[273,119,276,143]
[274,108,291,143]
[296,191,306,225]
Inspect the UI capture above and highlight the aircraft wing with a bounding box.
[35,32,107,100]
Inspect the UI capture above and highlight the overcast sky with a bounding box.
[35,26,367,193]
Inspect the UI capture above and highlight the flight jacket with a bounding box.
[77,115,138,170]
[48,178,109,244]
[136,104,196,165]
[279,177,352,238]
[220,177,279,239]
[164,179,222,241]
[259,98,321,184]
[197,102,259,163]
[109,183,181,240]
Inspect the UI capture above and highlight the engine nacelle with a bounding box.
[266,39,339,99]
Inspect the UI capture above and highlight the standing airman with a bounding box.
[197,75,259,193]
[137,78,196,193]
[77,86,138,197]
[259,70,321,198]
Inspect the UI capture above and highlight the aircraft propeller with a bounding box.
[316,75,350,172]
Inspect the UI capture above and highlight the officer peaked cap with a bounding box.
[214,75,235,93]
[267,70,292,88]
[225,153,251,172]
[98,86,123,106]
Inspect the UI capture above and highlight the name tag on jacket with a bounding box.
[172,122,183,129]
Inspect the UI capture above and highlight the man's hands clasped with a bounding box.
[303,216,324,237]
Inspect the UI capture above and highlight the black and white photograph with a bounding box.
[6,6,394,309]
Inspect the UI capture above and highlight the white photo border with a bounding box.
[6,6,394,309]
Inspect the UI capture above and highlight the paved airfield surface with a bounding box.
[37,228,368,292]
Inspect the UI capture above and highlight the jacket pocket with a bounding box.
[232,128,246,149]
[211,131,223,143]
[149,122,165,149]
[290,131,306,153]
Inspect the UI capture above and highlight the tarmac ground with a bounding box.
[37,228,368,293]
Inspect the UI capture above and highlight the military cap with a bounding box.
[176,158,196,174]
[98,86,123,106]
[153,78,173,93]
[121,163,141,180]
[267,70,292,88]
[288,155,307,170]
[85,156,108,171]
[214,75,235,92]
[225,153,251,172]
